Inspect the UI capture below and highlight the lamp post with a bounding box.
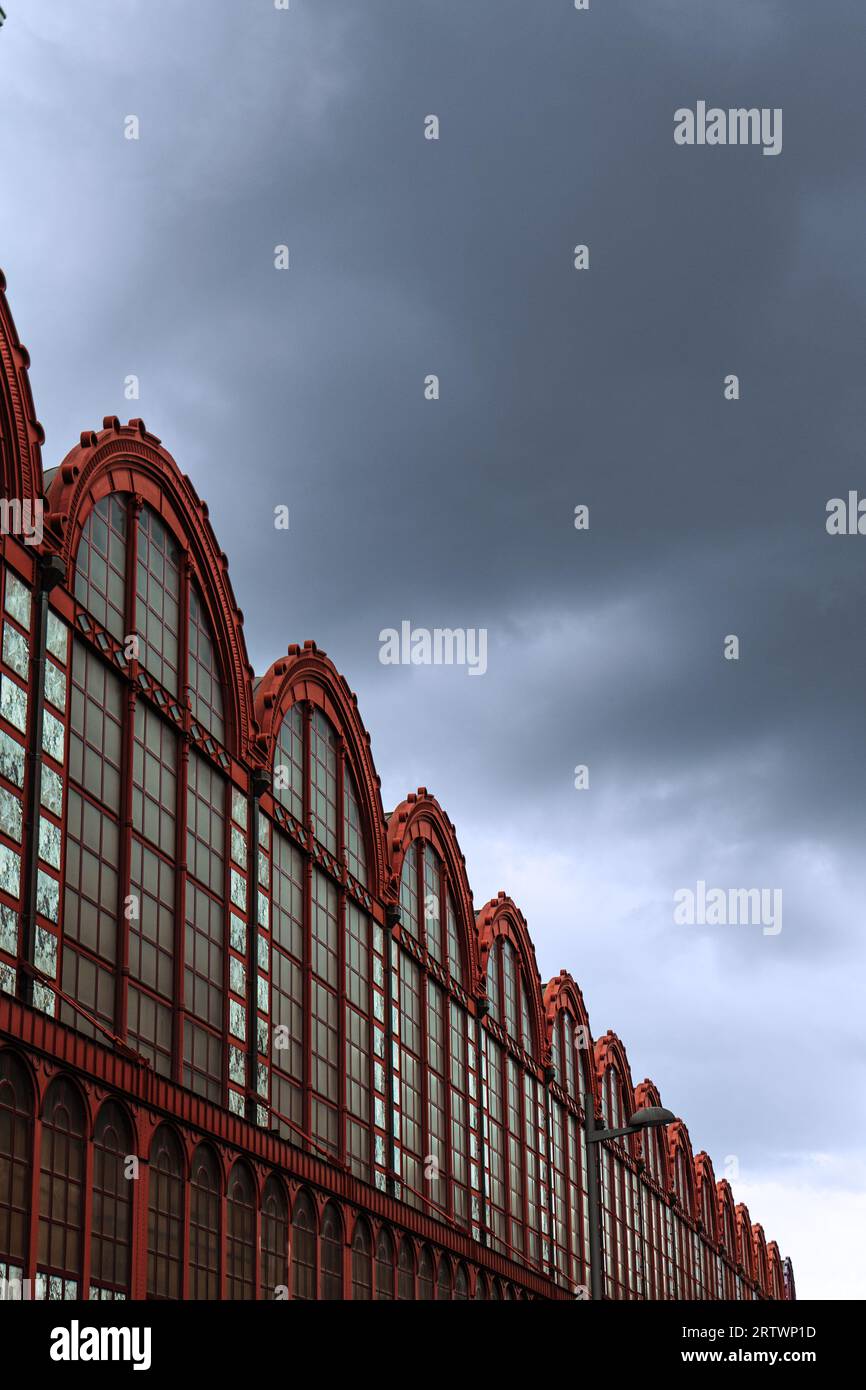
[584,1103,675,1300]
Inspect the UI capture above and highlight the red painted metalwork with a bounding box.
[0,270,794,1301]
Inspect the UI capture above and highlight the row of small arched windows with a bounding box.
[0,1052,529,1300]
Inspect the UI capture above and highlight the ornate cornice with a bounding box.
[0,268,44,504]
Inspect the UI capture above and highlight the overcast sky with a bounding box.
[2,0,864,1298]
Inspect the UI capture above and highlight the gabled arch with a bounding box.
[667,1119,697,1219]
[694,1152,719,1242]
[752,1223,769,1294]
[767,1241,785,1300]
[255,641,387,895]
[543,971,597,1110]
[594,1031,638,1152]
[477,893,547,1060]
[0,270,44,506]
[634,1079,670,1185]
[387,790,479,986]
[44,417,257,760]
[735,1202,754,1277]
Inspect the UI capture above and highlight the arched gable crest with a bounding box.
[634,1078,671,1181]
[735,1202,754,1275]
[387,790,479,984]
[667,1119,697,1218]
[254,641,387,896]
[477,893,547,1061]
[44,417,257,761]
[543,971,598,1108]
[752,1222,770,1292]
[694,1151,719,1241]
[594,1032,639,1153]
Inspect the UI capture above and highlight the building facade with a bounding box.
[0,273,793,1301]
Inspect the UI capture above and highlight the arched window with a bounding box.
[502,939,519,1040]
[135,505,181,695]
[485,944,500,1020]
[227,1162,256,1300]
[310,710,338,854]
[559,1007,590,1105]
[481,956,544,1266]
[436,1256,452,1301]
[475,1271,489,1301]
[260,1176,288,1300]
[419,1251,433,1301]
[147,1126,184,1299]
[445,890,463,985]
[670,1146,695,1299]
[754,1234,768,1294]
[291,1191,316,1300]
[184,750,226,1103]
[68,496,231,1095]
[91,1102,133,1299]
[266,703,377,1174]
[189,1145,221,1300]
[273,704,304,822]
[63,641,123,1041]
[37,1078,85,1299]
[400,843,420,939]
[375,1228,395,1300]
[320,1202,344,1300]
[188,585,225,745]
[422,843,443,963]
[394,838,474,1224]
[343,769,367,886]
[739,1214,753,1281]
[643,1119,666,1187]
[402,1240,420,1300]
[74,494,127,641]
[721,1202,736,1257]
[0,1052,33,1286]
[454,1263,469,1300]
[700,1173,715,1240]
[344,900,372,1181]
[675,1147,693,1214]
[351,1219,372,1300]
[599,1066,642,1298]
[397,949,423,1202]
[400,840,464,978]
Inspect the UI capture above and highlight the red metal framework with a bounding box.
[0,271,794,1301]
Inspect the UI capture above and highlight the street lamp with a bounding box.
[583,1102,676,1300]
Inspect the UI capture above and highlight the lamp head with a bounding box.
[627,1105,676,1130]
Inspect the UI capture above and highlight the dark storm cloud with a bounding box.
[2,0,865,1293]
